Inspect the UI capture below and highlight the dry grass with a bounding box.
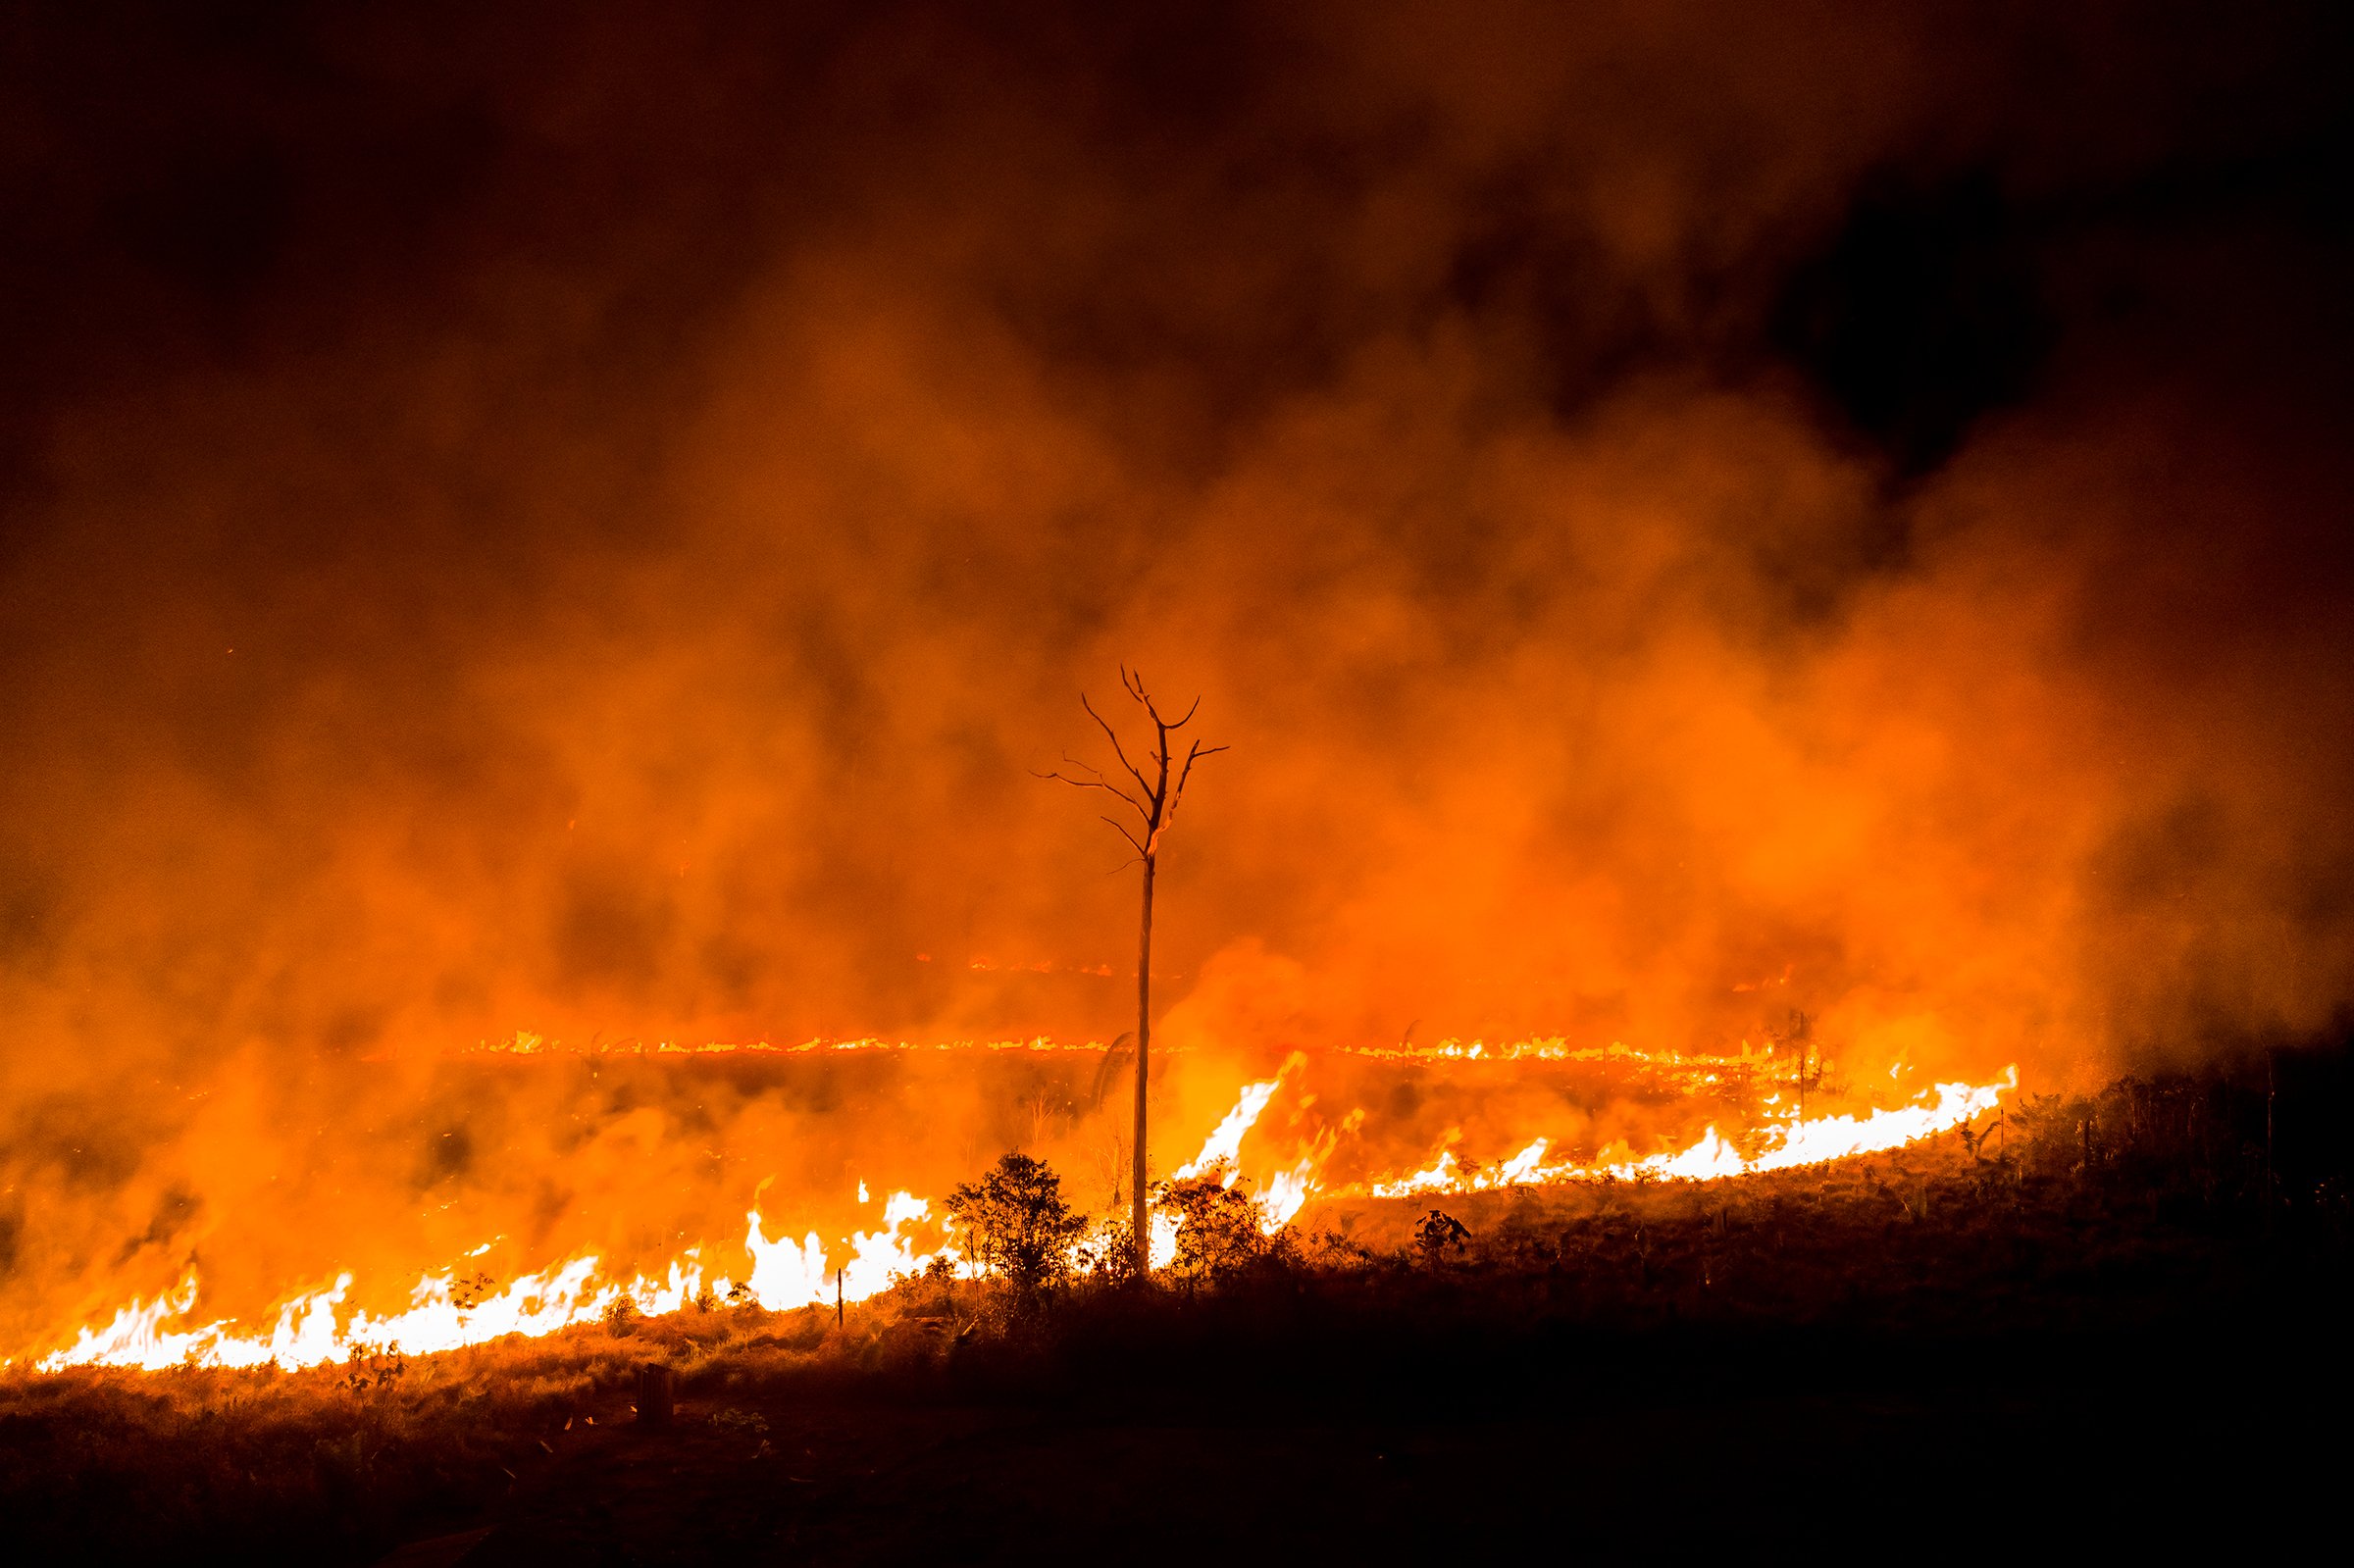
[3,1070,2346,1561]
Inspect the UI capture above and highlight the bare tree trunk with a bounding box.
[1039,669,1224,1284]
[1133,852,1155,1276]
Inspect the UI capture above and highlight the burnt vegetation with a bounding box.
[5,1054,2348,1561]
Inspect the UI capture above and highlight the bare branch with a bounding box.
[1034,762,1149,823]
[1165,737,1229,824]
[1128,674,1200,735]
[1042,669,1227,1282]
[1081,692,1156,801]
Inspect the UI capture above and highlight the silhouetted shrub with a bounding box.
[1416,1209,1469,1266]
[946,1152,1087,1290]
[1156,1176,1271,1280]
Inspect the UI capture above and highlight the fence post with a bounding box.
[636,1362,674,1428]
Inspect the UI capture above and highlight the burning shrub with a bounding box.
[946,1152,1087,1290]
[1156,1176,1274,1280]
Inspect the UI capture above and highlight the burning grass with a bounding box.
[15,1042,2013,1375]
[6,1066,2347,1561]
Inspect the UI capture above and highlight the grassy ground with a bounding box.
[5,1070,2348,1562]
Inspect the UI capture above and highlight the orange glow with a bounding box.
[13,1046,2017,1371]
[5,0,2350,1419]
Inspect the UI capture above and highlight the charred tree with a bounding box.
[1042,669,1226,1276]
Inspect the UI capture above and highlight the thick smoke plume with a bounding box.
[3,2,2350,1343]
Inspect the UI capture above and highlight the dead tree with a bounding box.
[1041,669,1226,1276]
[1775,1010,1821,1116]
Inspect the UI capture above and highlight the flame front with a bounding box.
[33,1252,697,1374]
[16,1046,2017,1373]
[1350,1068,2018,1196]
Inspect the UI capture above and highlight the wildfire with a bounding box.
[1347,1069,2019,1196]
[31,1253,714,1375]
[468,1031,1776,1093]
[14,1049,2017,1374]
[1365,1134,1554,1198]
[481,1033,1107,1056]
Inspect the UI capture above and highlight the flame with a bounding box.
[28,1188,967,1372]
[1582,1070,2015,1182]
[743,1212,830,1309]
[840,1191,952,1301]
[743,1189,953,1309]
[31,1250,716,1374]
[1140,1057,1322,1256]
[1350,1069,2019,1197]
[1168,1078,1279,1182]
[29,1070,1298,1370]
[466,1033,1767,1096]
[1367,1136,1555,1196]
[1148,1207,1182,1270]
[478,1034,1132,1057]
[1170,1059,1303,1183]
[17,1052,2018,1374]
[1163,1054,1347,1234]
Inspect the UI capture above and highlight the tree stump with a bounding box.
[636,1362,674,1427]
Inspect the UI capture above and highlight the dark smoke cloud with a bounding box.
[2,1,2351,1339]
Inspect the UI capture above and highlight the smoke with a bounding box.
[3,1,2350,1341]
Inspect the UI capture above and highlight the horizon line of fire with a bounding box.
[13,1066,2014,1376]
[473,1031,1812,1066]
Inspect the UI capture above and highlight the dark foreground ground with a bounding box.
[7,1066,2351,1563]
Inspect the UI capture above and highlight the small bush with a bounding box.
[1157,1176,1272,1280]
[946,1152,1088,1290]
[1415,1210,1469,1267]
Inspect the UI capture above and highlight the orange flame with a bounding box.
[14,1050,2016,1373]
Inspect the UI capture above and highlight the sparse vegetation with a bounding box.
[3,1067,2348,1561]
[1155,1174,1277,1280]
